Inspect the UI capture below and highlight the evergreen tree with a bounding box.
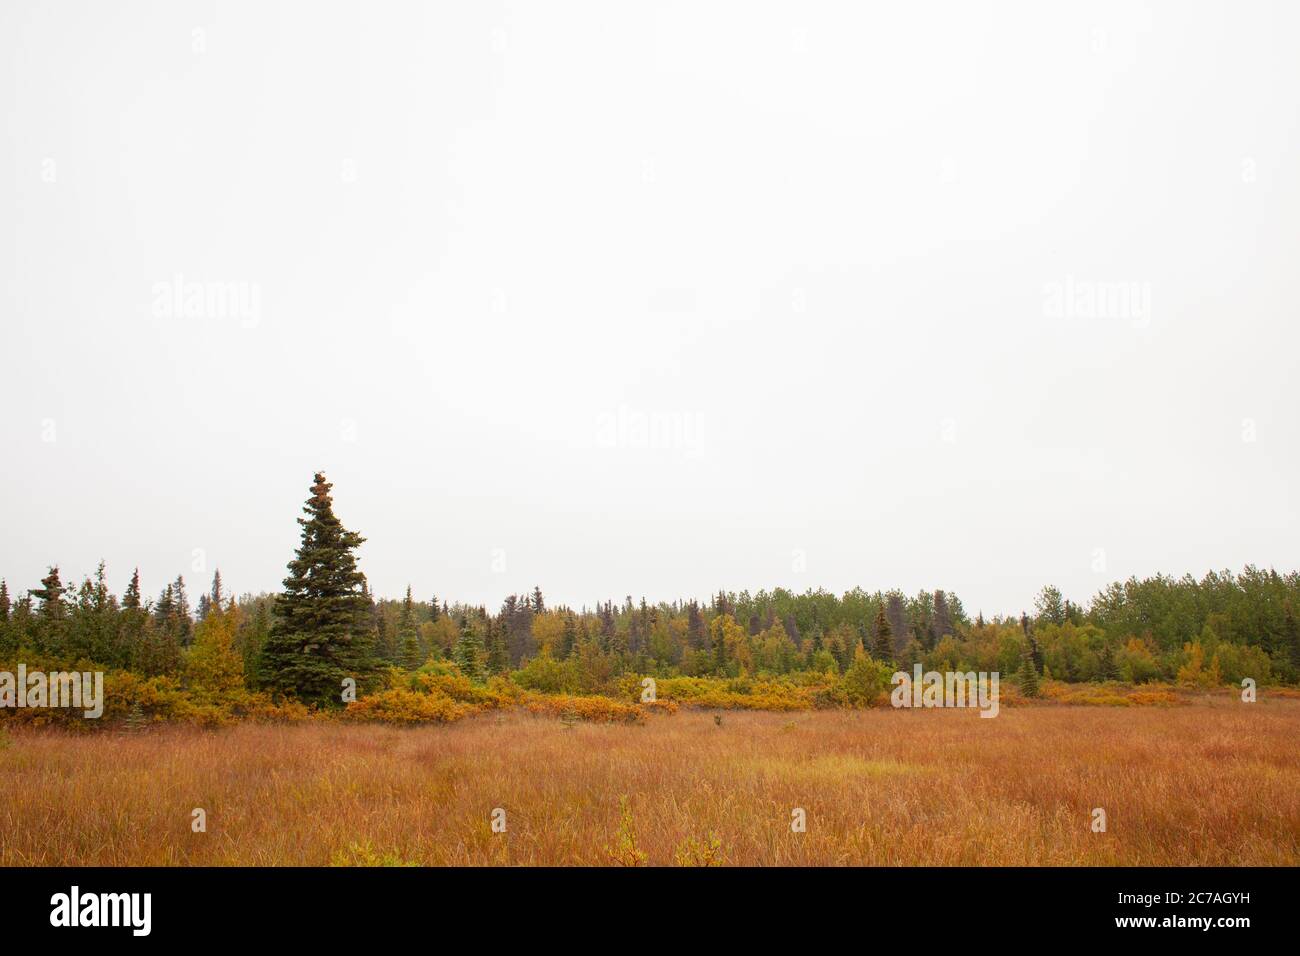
[831,633,850,672]
[558,612,577,659]
[628,608,642,655]
[933,590,954,640]
[397,585,419,666]
[783,613,801,648]
[1097,641,1120,682]
[453,615,485,682]
[154,583,175,623]
[1022,613,1044,671]
[172,576,193,645]
[1284,599,1300,671]
[29,566,67,653]
[401,631,423,669]
[885,593,909,654]
[30,566,67,619]
[687,601,705,649]
[1018,653,1040,697]
[532,585,545,616]
[261,473,376,704]
[122,568,142,609]
[139,613,181,676]
[872,607,893,662]
[486,619,510,675]
[235,595,274,688]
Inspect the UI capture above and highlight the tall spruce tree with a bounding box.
[30,566,66,619]
[1021,612,1044,670]
[486,618,510,675]
[872,607,893,662]
[454,615,485,682]
[885,593,908,655]
[1018,652,1040,697]
[933,590,954,640]
[687,600,705,649]
[122,569,142,610]
[262,472,375,704]
[397,584,419,666]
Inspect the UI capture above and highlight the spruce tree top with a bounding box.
[262,472,375,703]
[279,472,368,623]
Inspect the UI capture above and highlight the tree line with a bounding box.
[3,473,1298,705]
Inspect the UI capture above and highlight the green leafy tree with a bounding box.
[186,601,246,694]
[1034,585,1066,626]
[261,473,376,704]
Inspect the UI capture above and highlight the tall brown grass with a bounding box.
[2,698,1296,865]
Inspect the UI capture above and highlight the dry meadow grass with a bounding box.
[2,698,1297,866]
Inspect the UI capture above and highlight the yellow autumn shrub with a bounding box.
[344,688,478,723]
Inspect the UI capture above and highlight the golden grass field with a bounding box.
[2,697,1297,866]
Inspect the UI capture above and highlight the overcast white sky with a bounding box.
[2,1,1297,616]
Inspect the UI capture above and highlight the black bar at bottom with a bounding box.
[0,866,1285,942]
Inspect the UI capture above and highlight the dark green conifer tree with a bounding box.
[453,615,485,682]
[1284,599,1300,671]
[171,576,193,645]
[1097,642,1120,682]
[558,612,577,659]
[872,607,893,662]
[1018,652,1040,697]
[30,566,66,618]
[262,473,376,704]
[397,585,419,666]
[486,618,510,675]
[122,568,142,610]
